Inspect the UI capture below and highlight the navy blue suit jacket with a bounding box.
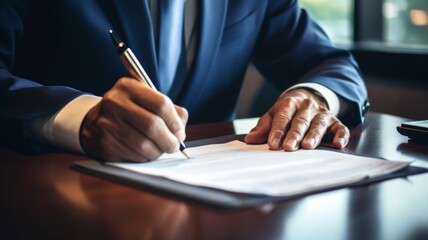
[0,0,368,152]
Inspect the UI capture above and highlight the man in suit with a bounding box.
[0,0,369,162]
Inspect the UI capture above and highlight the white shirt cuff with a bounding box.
[29,95,101,153]
[284,83,341,116]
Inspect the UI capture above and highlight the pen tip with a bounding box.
[179,142,191,159]
[181,149,191,159]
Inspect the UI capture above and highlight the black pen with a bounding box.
[108,29,190,159]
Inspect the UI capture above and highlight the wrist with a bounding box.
[282,88,329,109]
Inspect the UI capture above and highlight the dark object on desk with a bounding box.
[72,134,428,209]
[397,120,428,143]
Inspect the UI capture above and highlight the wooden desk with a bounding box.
[1,112,428,240]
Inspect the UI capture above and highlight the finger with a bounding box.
[115,78,186,145]
[174,105,189,142]
[330,121,350,149]
[81,110,163,162]
[98,131,137,162]
[101,128,150,162]
[130,84,185,138]
[142,94,185,140]
[106,116,164,160]
[301,113,333,149]
[124,103,180,153]
[282,107,315,151]
[101,89,180,153]
[244,114,272,144]
[267,98,297,150]
[81,117,147,163]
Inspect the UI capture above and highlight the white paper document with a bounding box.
[109,141,410,197]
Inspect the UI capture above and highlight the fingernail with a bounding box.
[272,137,281,149]
[305,138,316,147]
[285,139,297,150]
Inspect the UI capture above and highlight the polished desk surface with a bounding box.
[1,112,428,240]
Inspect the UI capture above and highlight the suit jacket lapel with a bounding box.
[105,0,228,105]
[172,0,228,105]
[109,0,159,87]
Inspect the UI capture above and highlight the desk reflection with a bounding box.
[2,112,428,240]
[77,174,301,240]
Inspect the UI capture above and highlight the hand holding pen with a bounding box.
[109,30,190,159]
[78,31,189,162]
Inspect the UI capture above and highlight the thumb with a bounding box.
[244,115,272,144]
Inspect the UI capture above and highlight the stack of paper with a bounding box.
[110,141,410,197]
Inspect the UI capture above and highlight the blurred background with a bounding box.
[237,0,428,121]
[300,0,428,45]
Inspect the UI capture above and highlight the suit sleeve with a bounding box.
[252,0,369,127]
[0,1,84,152]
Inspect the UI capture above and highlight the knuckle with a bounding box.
[338,124,350,135]
[280,97,297,108]
[314,112,331,124]
[295,115,311,127]
[332,118,344,126]
[275,111,293,122]
[169,121,183,135]
[177,107,189,124]
[102,91,115,103]
[313,119,329,130]
[157,95,174,115]
[91,117,110,135]
[96,117,109,129]
[331,118,345,129]
[302,98,317,108]
[319,106,329,113]
[115,77,131,90]
[101,93,121,112]
[310,127,324,138]
[117,77,131,86]
[287,128,304,139]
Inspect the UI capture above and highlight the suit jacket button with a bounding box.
[362,100,370,114]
